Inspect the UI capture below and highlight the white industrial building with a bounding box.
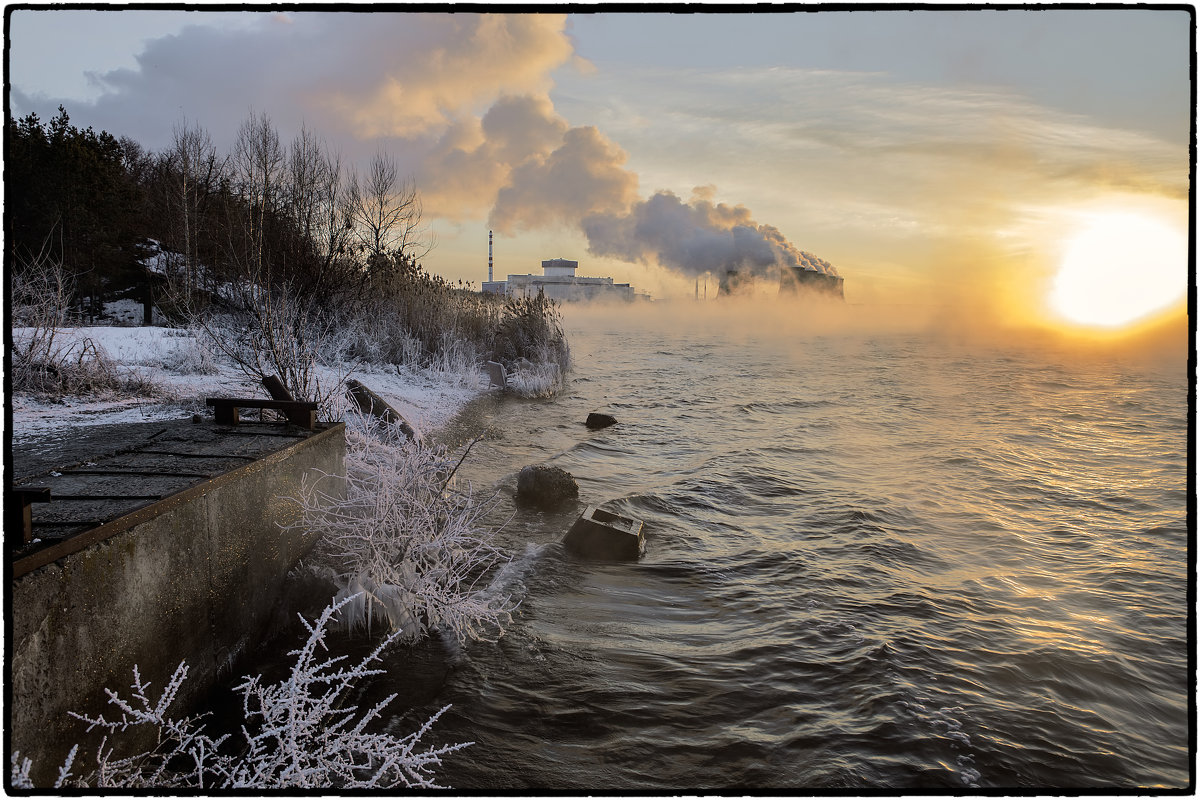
[483,258,637,303]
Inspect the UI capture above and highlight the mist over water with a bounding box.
[388,299,1188,790]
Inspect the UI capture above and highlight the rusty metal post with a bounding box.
[8,487,51,547]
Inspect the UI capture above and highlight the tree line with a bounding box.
[7,107,570,404]
[5,106,434,321]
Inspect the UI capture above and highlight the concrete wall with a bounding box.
[9,423,345,784]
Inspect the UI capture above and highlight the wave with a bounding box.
[406,324,1188,790]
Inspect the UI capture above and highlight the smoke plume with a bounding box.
[445,99,838,279]
[489,125,640,233]
[10,11,842,282]
[581,188,838,278]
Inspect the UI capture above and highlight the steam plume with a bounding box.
[454,98,837,279]
[581,189,838,278]
[10,10,841,282]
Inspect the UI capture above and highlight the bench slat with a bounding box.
[205,398,317,410]
[262,375,295,402]
[205,397,317,430]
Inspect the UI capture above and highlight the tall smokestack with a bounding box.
[488,230,493,282]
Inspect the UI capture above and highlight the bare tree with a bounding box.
[225,111,285,284]
[283,125,353,300]
[346,152,434,264]
[163,118,224,313]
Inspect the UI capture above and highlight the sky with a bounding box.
[6,8,1192,325]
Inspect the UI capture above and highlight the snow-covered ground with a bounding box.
[9,325,486,440]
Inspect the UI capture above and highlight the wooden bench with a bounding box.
[8,487,51,547]
[205,398,317,430]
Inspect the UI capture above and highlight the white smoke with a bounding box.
[489,125,640,233]
[10,11,839,281]
[795,250,838,275]
[441,102,842,277]
[580,188,838,278]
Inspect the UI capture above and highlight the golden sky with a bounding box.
[8,10,1192,330]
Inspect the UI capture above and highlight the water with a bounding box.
[382,303,1190,791]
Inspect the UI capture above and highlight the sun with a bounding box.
[1049,211,1188,329]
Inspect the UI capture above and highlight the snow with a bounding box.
[138,239,178,277]
[348,362,483,440]
[9,325,486,441]
[100,298,147,326]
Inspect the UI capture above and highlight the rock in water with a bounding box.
[563,506,645,560]
[515,465,579,508]
[585,412,618,429]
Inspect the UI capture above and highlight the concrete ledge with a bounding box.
[9,422,345,784]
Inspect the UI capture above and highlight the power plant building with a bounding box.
[779,266,845,299]
[483,259,637,303]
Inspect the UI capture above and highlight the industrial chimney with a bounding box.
[488,230,493,283]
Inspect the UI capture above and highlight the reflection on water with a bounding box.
[390,304,1188,790]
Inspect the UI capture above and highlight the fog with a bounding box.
[558,293,1189,373]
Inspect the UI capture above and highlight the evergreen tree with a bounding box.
[5,107,148,314]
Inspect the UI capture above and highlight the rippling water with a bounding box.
[387,303,1189,791]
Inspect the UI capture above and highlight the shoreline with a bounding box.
[9,325,489,454]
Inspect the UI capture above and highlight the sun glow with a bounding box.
[1049,211,1187,329]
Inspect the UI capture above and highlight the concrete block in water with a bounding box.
[485,361,507,389]
[563,505,644,560]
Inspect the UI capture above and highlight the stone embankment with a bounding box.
[9,418,345,784]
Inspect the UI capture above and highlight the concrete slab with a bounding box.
[9,418,346,785]
[10,420,320,559]
[11,419,193,482]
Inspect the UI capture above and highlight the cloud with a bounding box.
[489,125,640,233]
[11,12,575,153]
[318,15,573,139]
[416,94,572,220]
[552,63,1188,245]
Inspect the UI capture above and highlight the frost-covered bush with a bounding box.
[505,353,565,398]
[156,326,220,375]
[12,331,164,401]
[294,417,514,643]
[10,596,469,790]
[430,330,482,386]
[9,251,113,398]
[195,287,355,416]
[343,308,430,369]
[491,292,571,384]
[341,263,569,396]
[11,248,74,355]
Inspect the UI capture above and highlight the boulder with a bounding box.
[515,465,579,508]
[563,506,645,560]
[585,412,618,430]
